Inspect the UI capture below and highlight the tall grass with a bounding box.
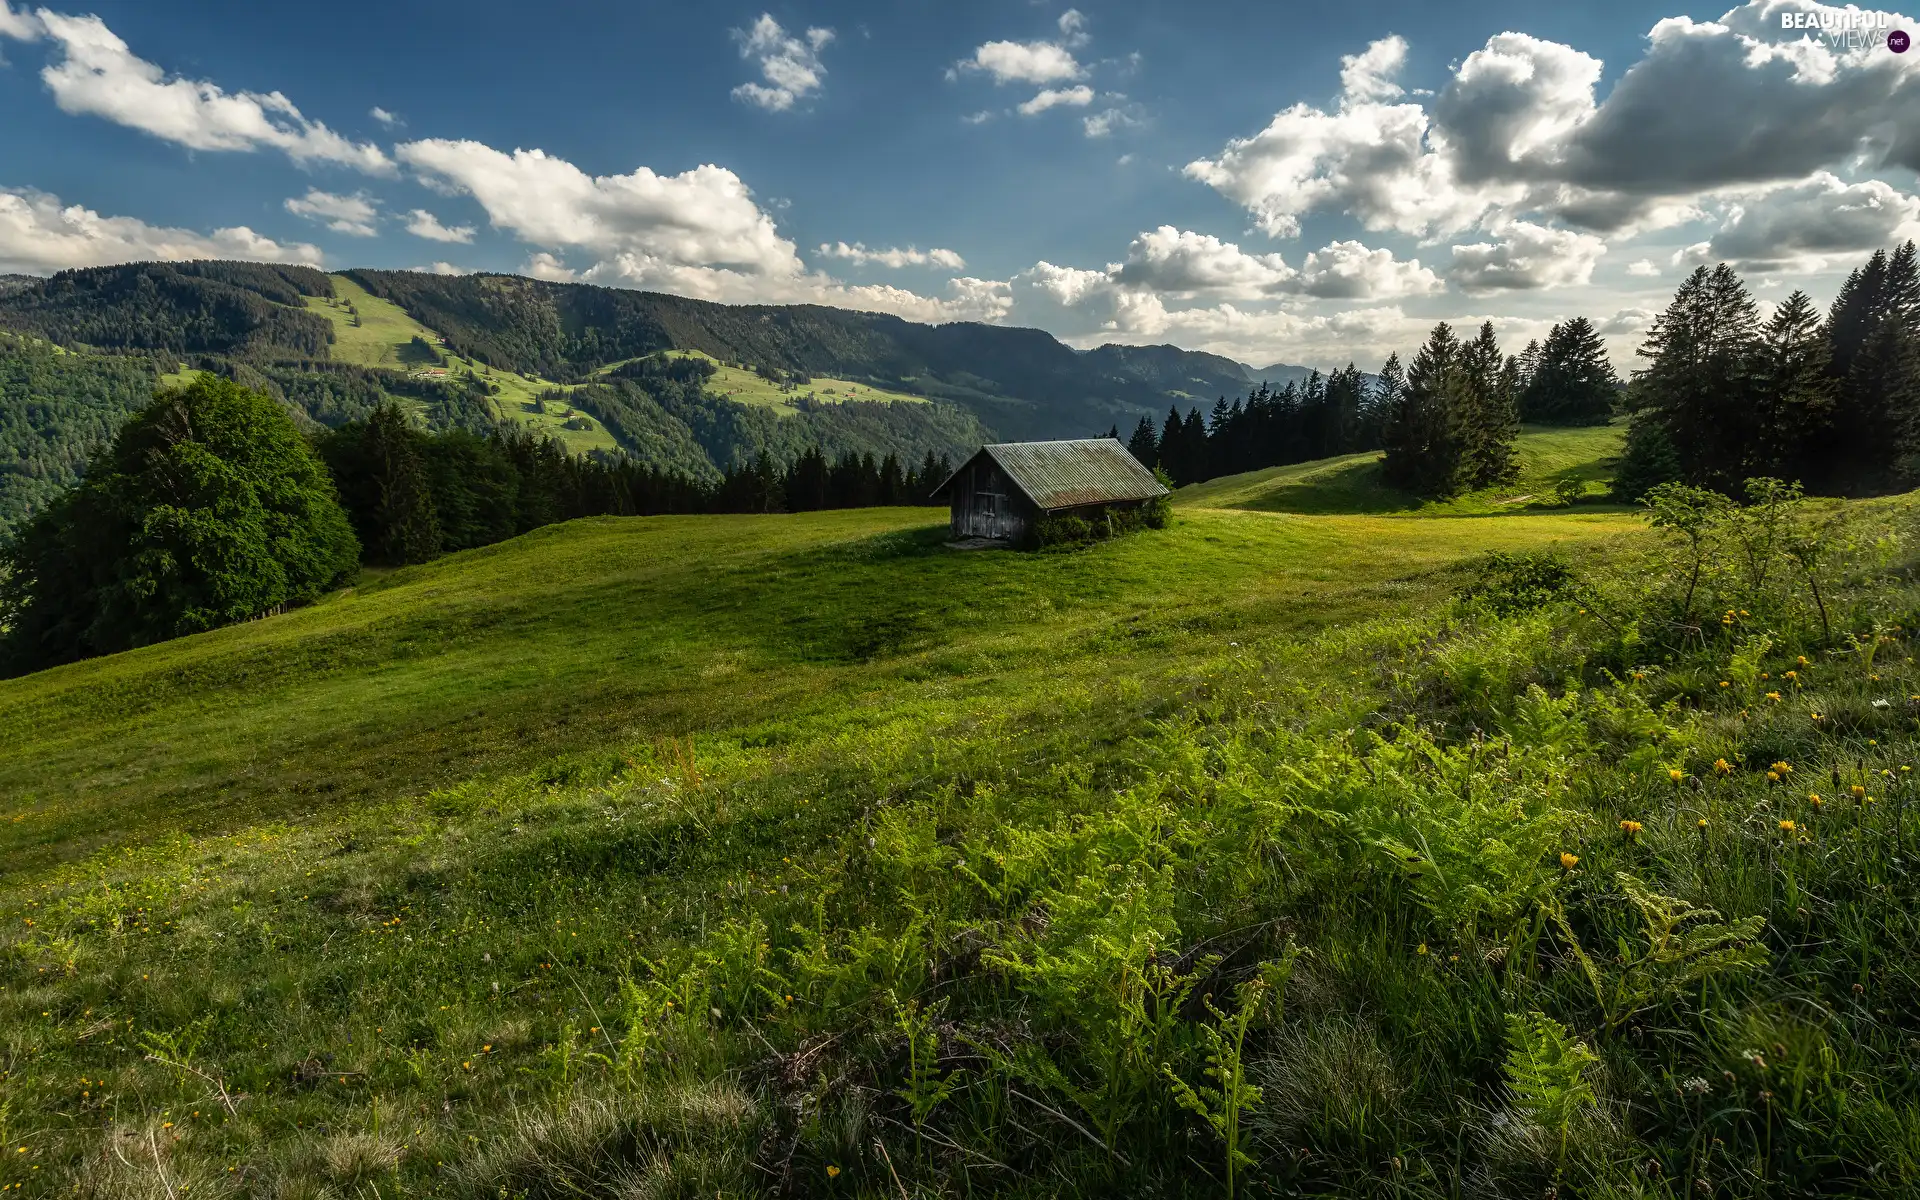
[2,479,1916,1197]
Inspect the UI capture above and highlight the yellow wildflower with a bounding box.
[1620,819,1643,839]
[1560,852,1580,870]
[1779,820,1795,833]
[1714,759,1732,774]
[1669,768,1685,783]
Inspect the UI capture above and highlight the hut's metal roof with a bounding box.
[937,438,1168,511]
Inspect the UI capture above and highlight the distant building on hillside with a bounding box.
[932,438,1168,546]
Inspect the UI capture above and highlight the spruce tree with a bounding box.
[1126,416,1158,469]
[1751,291,1833,480]
[365,405,441,565]
[1383,324,1464,496]
[1521,318,1618,425]
[1458,321,1520,488]
[1633,264,1760,493]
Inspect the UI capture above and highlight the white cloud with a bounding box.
[1083,106,1140,138]
[1600,307,1655,334]
[370,106,398,127]
[817,242,966,270]
[956,39,1084,85]
[961,110,994,125]
[1699,172,1920,269]
[1626,258,1660,277]
[1447,221,1608,292]
[0,187,322,274]
[416,261,470,276]
[525,251,576,282]
[731,14,833,112]
[1057,9,1090,48]
[0,1,42,40]
[31,11,391,172]
[1186,3,1920,248]
[1293,239,1444,299]
[1017,85,1093,115]
[284,189,379,237]
[1339,34,1407,103]
[397,139,806,284]
[405,208,476,244]
[1112,226,1295,298]
[1184,36,1514,239]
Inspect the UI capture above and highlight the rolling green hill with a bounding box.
[1182,422,1626,515]
[2,417,1915,1194]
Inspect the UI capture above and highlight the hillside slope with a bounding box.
[5,423,1913,1194]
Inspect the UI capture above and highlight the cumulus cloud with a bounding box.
[731,14,833,112]
[370,106,399,126]
[1626,259,1661,277]
[1106,226,1443,303]
[29,11,391,172]
[1057,9,1090,48]
[1017,85,1093,115]
[1184,36,1515,239]
[1699,172,1920,269]
[1187,3,1920,247]
[284,189,379,237]
[1082,106,1140,138]
[396,139,808,289]
[1339,34,1408,103]
[1293,239,1445,299]
[956,39,1084,85]
[416,261,469,276]
[0,187,321,274]
[1447,221,1608,292]
[817,242,966,270]
[1600,307,1656,334]
[0,1,42,39]
[405,209,476,243]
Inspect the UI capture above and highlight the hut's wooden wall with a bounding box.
[947,458,1037,542]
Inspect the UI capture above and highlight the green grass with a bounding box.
[8,431,1919,1197]
[306,276,445,372]
[1181,422,1626,515]
[666,349,931,416]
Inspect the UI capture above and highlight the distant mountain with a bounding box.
[0,262,1354,522]
[338,270,1268,440]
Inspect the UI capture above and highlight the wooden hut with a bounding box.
[932,438,1168,545]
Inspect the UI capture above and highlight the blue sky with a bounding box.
[1,0,1916,370]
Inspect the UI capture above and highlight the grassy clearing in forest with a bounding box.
[8,429,1919,1198]
[665,349,932,416]
[1182,422,1626,515]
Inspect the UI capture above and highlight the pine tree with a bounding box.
[1159,406,1186,485]
[1751,291,1833,480]
[1521,318,1618,425]
[1383,325,1464,496]
[1457,321,1520,488]
[1126,416,1158,469]
[1633,264,1760,493]
[364,405,441,565]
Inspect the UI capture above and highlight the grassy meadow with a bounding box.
[666,350,932,416]
[4,429,1919,1198]
[306,277,617,455]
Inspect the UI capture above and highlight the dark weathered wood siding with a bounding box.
[948,457,1038,542]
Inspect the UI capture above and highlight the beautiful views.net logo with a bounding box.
[1779,9,1909,51]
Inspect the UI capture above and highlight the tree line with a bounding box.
[317,407,952,568]
[1121,316,1615,495]
[0,374,953,674]
[1619,242,1919,499]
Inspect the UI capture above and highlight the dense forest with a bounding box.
[1619,242,1920,499]
[0,335,166,537]
[1124,315,1606,495]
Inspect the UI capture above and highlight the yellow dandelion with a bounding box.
[1767,770,1780,782]
[1669,768,1685,783]
[1810,795,1823,810]
[827,1165,841,1178]
[1714,759,1732,774]
[1765,692,1782,702]
[1719,680,1732,687]
[1620,819,1643,838]
[1697,818,1709,830]
[1773,761,1793,774]
[1779,819,1795,833]
[1560,852,1580,870]
[1417,942,1429,955]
